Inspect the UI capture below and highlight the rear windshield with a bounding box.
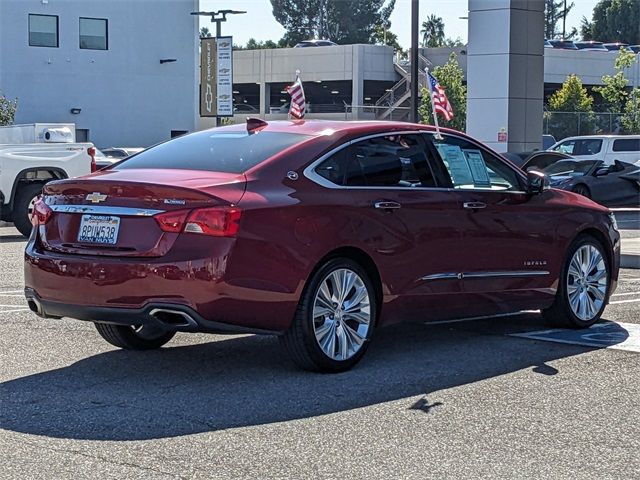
[116,131,310,173]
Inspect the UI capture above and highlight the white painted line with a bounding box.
[0,290,23,294]
[0,294,26,297]
[612,291,640,297]
[0,304,27,308]
[0,308,31,314]
[609,298,640,305]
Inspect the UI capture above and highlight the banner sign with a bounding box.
[200,36,233,117]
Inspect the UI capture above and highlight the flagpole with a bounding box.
[425,68,443,140]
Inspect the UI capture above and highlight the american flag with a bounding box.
[428,72,454,121]
[286,74,306,119]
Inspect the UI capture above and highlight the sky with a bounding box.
[199,0,600,48]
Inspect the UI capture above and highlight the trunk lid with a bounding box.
[40,168,246,257]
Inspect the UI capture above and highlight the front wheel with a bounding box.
[14,183,44,237]
[542,235,609,328]
[94,323,175,350]
[280,258,377,372]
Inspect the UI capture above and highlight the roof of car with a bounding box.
[215,119,455,137]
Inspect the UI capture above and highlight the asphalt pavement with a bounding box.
[1,226,639,479]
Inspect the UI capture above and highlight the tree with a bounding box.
[0,93,17,126]
[372,24,403,53]
[199,27,212,39]
[621,92,640,134]
[580,16,593,40]
[544,0,575,39]
[418,53,466,132]
[420,14,445,48]
[546,74,596,139]
[594,48,636,113]
[586,0,640,44]
[270,0,395,46]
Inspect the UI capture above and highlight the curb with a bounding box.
[621,254,640,269]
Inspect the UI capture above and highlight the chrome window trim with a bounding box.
[303,130,528,194]
[49,205,164,217]
[421,270,549,281]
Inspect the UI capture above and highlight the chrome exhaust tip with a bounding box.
[148,308,198,329]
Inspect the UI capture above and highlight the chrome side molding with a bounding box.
[421,270,549,281]
[49,205,165,217]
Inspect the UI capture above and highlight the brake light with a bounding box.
[154,210,190,233]
[88,147,97,172]
[184,207,242,236]
[31,198,53,226]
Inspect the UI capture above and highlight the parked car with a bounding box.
[603,43,629,51]
[544,39,553,48]
[25,120,620,372]
[502,150,572,172]
[574,41,608,51]
[549,135,640,165]
[542,134,557,150]
[93,148,117,170]
[0,123,95,236]
[542,159,640,207]
[629,45,640,53]
[294,39,337,48]
[101,147,144,159]
[548,39,578,50]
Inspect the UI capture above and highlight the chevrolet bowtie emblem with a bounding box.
[86,192,107,203]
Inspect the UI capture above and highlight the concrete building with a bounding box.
[0,0,198,148]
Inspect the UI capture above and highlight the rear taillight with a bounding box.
[88,147,97,172]
[31,198,53,226]
[154,207,242,237]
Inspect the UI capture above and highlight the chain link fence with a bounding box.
[543,111,624,140]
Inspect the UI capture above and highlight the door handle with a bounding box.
[463,201,487,210]
[374,201,402,210]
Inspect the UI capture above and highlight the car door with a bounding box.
[425,133,557,314]
[309,132,472,323]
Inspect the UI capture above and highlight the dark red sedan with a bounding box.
[24,120,620,372]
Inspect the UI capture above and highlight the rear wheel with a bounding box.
[14,183,44,237]
[94,323,175,350]
[542,235,609,328]
[572,184,591,199]
[280,258,376,372]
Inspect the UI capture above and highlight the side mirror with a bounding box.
[594,166,610,177]
[527,170,549,195]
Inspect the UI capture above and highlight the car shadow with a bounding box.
[0,235,26,244]
[0,313,626,441]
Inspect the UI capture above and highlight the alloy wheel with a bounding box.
[567,245,608,321]
[312,268,371,361]
[27,196,38,222]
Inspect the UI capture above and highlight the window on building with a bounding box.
[29,14,59,48]
[80,17,108,50]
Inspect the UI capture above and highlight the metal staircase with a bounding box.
[374,54,431,120]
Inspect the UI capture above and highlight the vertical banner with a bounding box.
[215,36,233,117]
[199,36,233,117]
[200,37,216,117]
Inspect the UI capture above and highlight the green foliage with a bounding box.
[621,92,640,134]
[199,27,211,39]
[587,0,640,44]
[545,0,576,39]
[444,37,465,47]
[0,93,17,126]
[270,0,395,46]
[420,14,445,48]
[548,75,594,112]
[594,48,637,114]
[372,24,403,53]
[418,53,466,132]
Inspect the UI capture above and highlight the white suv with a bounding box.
[549,135,640,165]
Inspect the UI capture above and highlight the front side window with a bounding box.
[29,14,58,47]
[80,17,108,50]
[612,138,640,152]
[430,135,522,191]
[553,139,602,155]
[315,134,438,187]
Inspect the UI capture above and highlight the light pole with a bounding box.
[191,9,246,126]
[410,0,419,123]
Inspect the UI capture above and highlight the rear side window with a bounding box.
[116,131,309,173]
[612,138,640,152]
[554,139,602,155]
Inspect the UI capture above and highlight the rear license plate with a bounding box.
[77,215,120,245]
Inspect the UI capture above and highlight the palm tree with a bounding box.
[421,14,445,48]
[200,27,212,39]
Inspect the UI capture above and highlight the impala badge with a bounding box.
[86,192,107,203]
[524,260,547,267]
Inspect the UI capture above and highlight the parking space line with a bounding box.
[609,298,640,305]
[0,308,30,314]
[611,291,640,297]
[0,294,26,297]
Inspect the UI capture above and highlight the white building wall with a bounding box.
[0,0,198,148]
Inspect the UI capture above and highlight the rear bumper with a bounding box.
[24,288,281,335]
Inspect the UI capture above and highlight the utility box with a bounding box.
[0,123,76,144]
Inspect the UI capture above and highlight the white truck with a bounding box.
[0,123,96,236]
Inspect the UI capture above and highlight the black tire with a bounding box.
[572,184,591,199]
[542,234,610,329]
[280,257,377,373]
[94,322,175,350]
[13,183,44,237]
